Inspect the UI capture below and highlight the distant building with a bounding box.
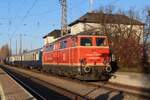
[43,29,61,45]
[69,12,144,35]
[69,12,145,44]
[43,12,144,45]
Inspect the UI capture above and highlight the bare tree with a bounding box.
[143,9,150,65]
[72,5,148,72]
[0,44,11,61]
[84,7,145,71]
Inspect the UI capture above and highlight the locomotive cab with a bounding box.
[76,35,111,80]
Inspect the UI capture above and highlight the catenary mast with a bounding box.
[59,0,68,36]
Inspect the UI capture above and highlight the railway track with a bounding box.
[1,66,71,100]
[1,64,149,100]
[3,68,46,100]
[88,81,150,99]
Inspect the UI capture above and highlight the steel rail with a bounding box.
[2,67,46,100]
[1,64,150,99]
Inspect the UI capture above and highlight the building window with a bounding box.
[80,37,92,46]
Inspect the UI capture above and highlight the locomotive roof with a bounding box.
[44,32,107,46]
[43,29,61,39]
[56,34,73,40]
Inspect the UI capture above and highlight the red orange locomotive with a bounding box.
[42,33,111,80]
[6,33,112,80]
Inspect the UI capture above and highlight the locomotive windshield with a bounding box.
[96,38,107,46]
[80,37,92,46]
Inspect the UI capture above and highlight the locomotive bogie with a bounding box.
[42,64,110,80]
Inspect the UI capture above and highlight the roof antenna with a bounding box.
[89,0,94,12]
[148,10,150,16]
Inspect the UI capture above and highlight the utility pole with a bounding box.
[31,43,32,50]
[9,38,11,56]
[16,39,17,55]
[89,0,94,12]
[143,10,150,63]
[148,10,150,25]
[19,34,22,54]
[145,10,150,38]
[20,34,22,65]
[59,0,68,36]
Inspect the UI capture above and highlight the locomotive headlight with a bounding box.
[105,64,112,72]
[84,66,91,73]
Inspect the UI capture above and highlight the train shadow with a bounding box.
[110,61,119,73]
[96,91,124,100]
[0,72,5,75]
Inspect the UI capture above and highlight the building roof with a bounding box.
[69,12,144,26]
[43,29,61,39]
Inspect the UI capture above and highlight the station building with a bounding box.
[43,12,144,45]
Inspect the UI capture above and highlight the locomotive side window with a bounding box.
[48,45,54,51]
[80,37,92,46]
[96,38,106,46]
[60,41,67,49]
[45,44,54,51]
[72,37,77,47]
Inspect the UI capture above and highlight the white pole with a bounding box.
[89,0,94,12]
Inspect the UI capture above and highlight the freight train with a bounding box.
[5,34,112,80]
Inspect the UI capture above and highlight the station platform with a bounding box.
[0,67,35,100]
[110,72,150,89]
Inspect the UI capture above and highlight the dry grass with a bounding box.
[118,65,150,74]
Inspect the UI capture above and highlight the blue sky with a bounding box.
[0,0,150,54]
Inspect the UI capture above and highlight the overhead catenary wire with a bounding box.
[7,0,89,46]
[0,9,59,20]
[6,0,38,55]
[1,0,85,31]
[0,0,120,20]
[7,0,11,32]
[10,0,38,39]
[5,0,116,54]
[22,0,38,21]
[7,0,26,35]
